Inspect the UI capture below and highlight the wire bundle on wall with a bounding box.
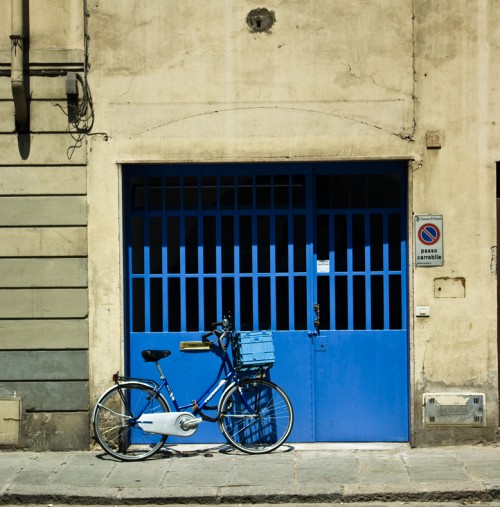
[66,73,94,159]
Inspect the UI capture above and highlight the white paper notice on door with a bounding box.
[317,260,330,273]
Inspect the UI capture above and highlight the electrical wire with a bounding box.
[64,73,95,159]
[65,0,98,159]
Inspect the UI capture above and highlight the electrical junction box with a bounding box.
[0,398,22,446]
[423,393,484,426]
[66,72,78,97]
[426,131,442,149]
[416,306,430,317]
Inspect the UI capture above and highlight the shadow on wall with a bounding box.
[17,133,30,159]
[12,0,30,159]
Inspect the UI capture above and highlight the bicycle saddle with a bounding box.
[141,350,172,362]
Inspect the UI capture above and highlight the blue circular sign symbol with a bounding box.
[418,223,440,245]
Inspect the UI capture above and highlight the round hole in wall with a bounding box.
[246,8,276,33]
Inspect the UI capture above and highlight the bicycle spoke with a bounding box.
[219,379,293,454]
[96,403,133,420]
[93,382,170,461]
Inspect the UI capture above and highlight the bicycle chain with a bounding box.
[192,401,219,423]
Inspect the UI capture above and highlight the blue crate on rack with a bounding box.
[232,330,275,371]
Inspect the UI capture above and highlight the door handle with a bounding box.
[313,303,320,329]
[309,303,320,338]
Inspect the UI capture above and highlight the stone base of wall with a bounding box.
[21,412,90,451]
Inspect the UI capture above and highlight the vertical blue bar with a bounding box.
[288,175,295,330]
[269,176,276,329]
[329,213,336,330]
[305,171,314,331]
[270,212,277,329]
[126,178,134,335]
[234,178,241,331]
[288,214,295,330]
[234,213,241,331]
[400,172,408,331]
[198,211,204,330]
[252,214,259,329]
[250,175,258,329]
[179,212,186,331]
[346,213,354,329]
[216,211,222,320]
[144,214,151,332]
[125,178,131,333]
[383,212,390,329]
[365,213,372,330]
[215,177,223,320]
[162,185,169,332]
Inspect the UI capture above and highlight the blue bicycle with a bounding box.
[92,315,294,461]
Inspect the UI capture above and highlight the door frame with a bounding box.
[121,159,412,442]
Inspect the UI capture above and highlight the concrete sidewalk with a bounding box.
[1,443,500,505]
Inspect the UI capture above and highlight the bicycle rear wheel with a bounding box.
[218,378,293,454]
[93,382,170,461]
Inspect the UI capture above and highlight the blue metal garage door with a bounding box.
[124,161,409,442]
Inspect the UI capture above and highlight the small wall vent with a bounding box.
[423,393,485,426]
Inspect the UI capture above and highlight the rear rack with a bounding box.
[113,374,160,389]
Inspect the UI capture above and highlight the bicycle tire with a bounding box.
[93,381,170,461]
[218,378,293,454]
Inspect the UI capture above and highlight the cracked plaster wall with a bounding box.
[86,0,499,446]
[87,1,420,420]
[87,0,415,148]
[411,0,499,444]
[1,0,497,447]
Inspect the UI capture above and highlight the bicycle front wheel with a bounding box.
[218,378,293,454]
[93,382,170,461]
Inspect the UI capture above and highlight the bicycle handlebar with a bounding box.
[202,314,233,350]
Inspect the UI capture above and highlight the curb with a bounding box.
[2,486,500,505]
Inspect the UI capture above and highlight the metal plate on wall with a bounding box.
[423,393,484,425]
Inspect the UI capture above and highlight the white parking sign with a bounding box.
[415,215,443,266]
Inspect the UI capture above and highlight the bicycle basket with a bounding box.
[232,330,275,371]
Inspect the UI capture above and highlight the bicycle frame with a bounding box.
[161,347,238,414]
[118,331,255,423]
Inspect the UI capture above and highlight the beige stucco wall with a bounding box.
[411,0,498,443]
[87,0,417,408]
[0,0,498,447]
[0,0,89,449]
[86,0,499,445]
